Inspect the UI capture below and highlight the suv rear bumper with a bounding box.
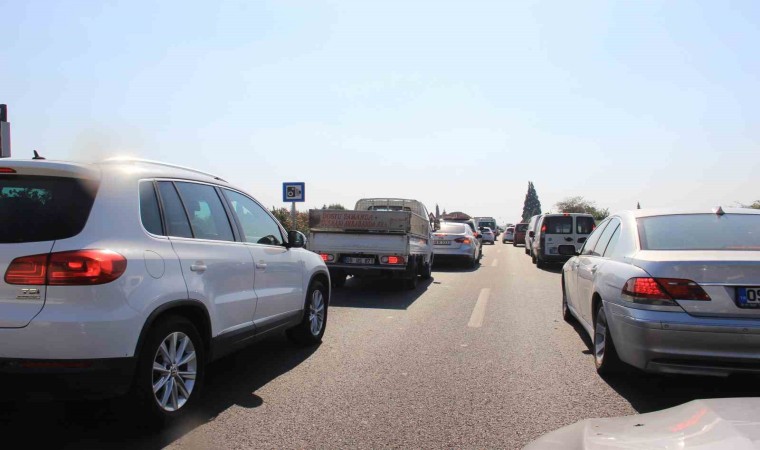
[0,357,136,398]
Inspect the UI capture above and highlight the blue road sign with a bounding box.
[283,182,305,202]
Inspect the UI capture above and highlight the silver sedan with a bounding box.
[560,207,760,376]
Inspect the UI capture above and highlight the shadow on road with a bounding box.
[566,314,760,414]
[432,259,481,273]
[329,277,433,310]
[0,335,318,449]
[538,264,563,274]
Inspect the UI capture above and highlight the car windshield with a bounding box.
[0,176,99,243]
[638,214,760,250]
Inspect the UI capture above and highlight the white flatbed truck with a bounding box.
[308,198,435,289]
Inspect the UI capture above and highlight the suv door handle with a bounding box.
[190,262,207,272]
[255,262,268,270]
[590,265,598,274]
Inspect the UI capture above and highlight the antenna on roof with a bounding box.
[714,206,725,216]
[33,150,46,160]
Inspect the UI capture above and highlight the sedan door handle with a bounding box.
[190,262,207,273]
[255,262,268,270]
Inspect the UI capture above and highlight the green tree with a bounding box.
[555,196,609,221]
[521,182,542,222]
[270,207,310,234]
[743,200,760,209]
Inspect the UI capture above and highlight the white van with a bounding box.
[524,214,541,257]
[529,213,595,268]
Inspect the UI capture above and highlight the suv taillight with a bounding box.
[622,277,710,306]
[5,250,127,286]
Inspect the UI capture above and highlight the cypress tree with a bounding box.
[521,182,542,222]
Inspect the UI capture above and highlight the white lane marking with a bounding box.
[468,288,491,328]
[491,259,499,267]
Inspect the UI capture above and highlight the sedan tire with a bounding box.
[593,302,623,375]
[562,279,573,322]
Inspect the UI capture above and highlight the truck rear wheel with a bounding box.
[420,254,433,280]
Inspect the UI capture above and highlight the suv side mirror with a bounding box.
[287,230,306,249]
[528,231,535,238]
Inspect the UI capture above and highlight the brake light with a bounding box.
[319,253,335,262]
[5,250,127,286]
[541,224,546,233]
[657,278,711,301]
[622,277,710,306]
[454,237,472,244]
[380,256,405,265]
[0,167,17,174]
[4,254,47,285]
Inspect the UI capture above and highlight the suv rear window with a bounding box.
[0,175,98,243]
[576,216,596,234]
[638,214,760,250]
[543,216,572,234]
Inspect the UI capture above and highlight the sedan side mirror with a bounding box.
[528,231,535,238]
[287,230,307,249]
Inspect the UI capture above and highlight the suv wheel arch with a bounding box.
[134,300,213,363]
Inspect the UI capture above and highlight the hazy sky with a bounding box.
[2,1,759,224]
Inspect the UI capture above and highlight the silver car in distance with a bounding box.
[560,207,760,376]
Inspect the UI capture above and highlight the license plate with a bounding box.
[736,287,760,309]
[434,240,451,245]
[344,257,374,265]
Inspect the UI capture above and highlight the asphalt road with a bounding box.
[3,243,760,449]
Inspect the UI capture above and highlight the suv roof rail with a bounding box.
[100,157,227,182]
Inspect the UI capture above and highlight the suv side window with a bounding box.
[174,182,235,242]
[594,218,621,257]
[223,189,284,246]
[139,181,164,235]
[157,181,193,238]
[580,219,610,256]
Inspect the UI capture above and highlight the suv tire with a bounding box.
[134,315,206,424]
[287,280,329,345]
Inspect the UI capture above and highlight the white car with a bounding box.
[502,227,515,243]
[480,227,496,244]
[432,221,480,267]
[561,208,760,376]
[0,158,330,422]
[526,398,760,449]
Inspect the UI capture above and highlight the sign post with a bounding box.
[0,105,10,158]
[282,182,306,229]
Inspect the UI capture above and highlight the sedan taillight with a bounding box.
[622,277,710,306]
[5,250,127,286]
[454,237,472,244]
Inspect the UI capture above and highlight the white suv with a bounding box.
[0,158,330,421]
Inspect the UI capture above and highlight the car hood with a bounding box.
[524,398,760,450]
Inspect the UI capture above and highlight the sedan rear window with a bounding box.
[0,175,98,243]
[638,214,760,250]
[440,223,466,233]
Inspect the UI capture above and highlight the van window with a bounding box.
[0,175,98,243]
[576,216,596,234]
[543,216,572,234]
